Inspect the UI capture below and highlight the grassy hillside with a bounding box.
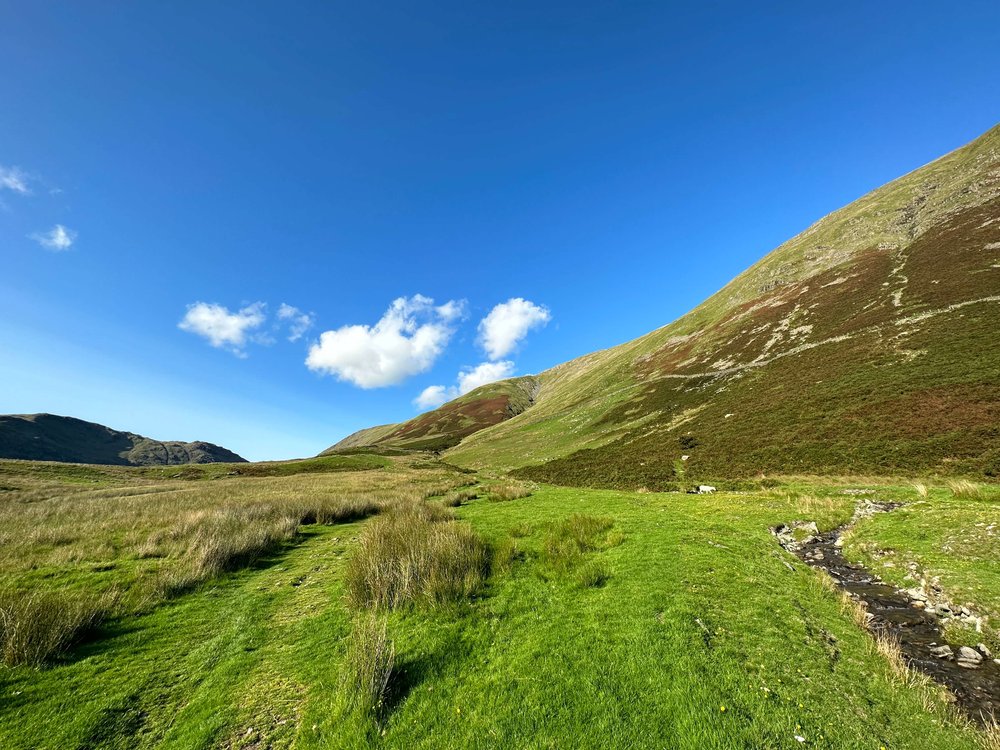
[323,376,540,454]
[0,414,246,466]
[2,460,998,748]
[438,124,1000,485]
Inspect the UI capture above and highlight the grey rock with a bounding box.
[930,645,953,659]
[957,647,983,668]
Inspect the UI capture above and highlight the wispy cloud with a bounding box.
[306,295,460,388]
[0,165,31,195]
[478,298,550,360]
[31,224,76,251]
[179,301,267,357]
[436,299,468,322]
[277,303,315,342]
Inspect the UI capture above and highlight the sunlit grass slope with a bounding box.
[2,464,997,749]
[432,124,1000,484]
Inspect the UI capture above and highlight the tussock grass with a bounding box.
[576,559,611,588]
[0,588,119,667]
[422,485,454,500]
[979,721,1000,750]
[870,628,916,685]
[868,626,955,715]
[838,590,873,631]
[949,479,985,501]
[914,482,929,499]
[543,514,616,573]
[486,480,534,503]
[794,494,839,516]
[0,454,468,661]
[184,505,300,580]
[345,504,490,610]
[441,489,477,508]
[294,496,382,525]
[343,614,395,718]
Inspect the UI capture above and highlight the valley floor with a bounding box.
[0,461,997,749]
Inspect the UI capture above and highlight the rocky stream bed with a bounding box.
[773,501,1000,724]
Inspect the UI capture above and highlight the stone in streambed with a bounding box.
[956,647,982,668]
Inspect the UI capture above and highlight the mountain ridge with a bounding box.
[331,123,1000,484]
[0,413,247,466]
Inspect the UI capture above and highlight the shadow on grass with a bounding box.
[372,631,465,726]
[74,691,147,750]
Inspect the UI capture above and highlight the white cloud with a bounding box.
[414,384,451,410]
[179,301,267,357]
[478,298,550,360]
[0,166,30,195]
[413,360,517,411]
[306,294,460,388]
[31,224,76,251]
[436,299,467,322]
[277,303,315,342]
[457,360,516,394]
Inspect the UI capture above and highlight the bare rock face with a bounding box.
[0,414,246,466]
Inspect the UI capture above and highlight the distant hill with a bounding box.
[323,377,539,454]
[0,414,247,466]
[338,123,1000,485]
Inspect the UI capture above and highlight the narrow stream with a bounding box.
[774,505,1000,724]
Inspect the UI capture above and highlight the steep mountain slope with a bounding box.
[0,414,247,466]
[324,376,540,453]
[437,123,1000,485]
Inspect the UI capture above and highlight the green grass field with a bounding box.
[2,457,998,749]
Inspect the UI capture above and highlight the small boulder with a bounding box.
[957,647,983,668]
[930,645,953,659]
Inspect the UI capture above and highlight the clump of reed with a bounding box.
[345,504,490,610]
[294,496,382,525]
[576,559,612,588]
[343,614,396,719]
[0,587,119,667]
[486,480,534,503]
[948,479,985,501]
[441,489,478,508]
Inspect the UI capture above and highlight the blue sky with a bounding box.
[2,2,998,461]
